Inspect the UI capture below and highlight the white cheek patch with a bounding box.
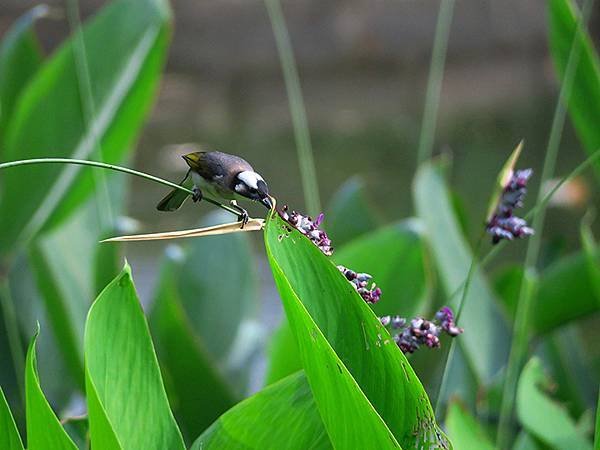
[237,171,264,190]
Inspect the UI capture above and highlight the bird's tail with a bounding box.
[156,171,192,212]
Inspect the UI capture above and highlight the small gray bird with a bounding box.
[157,151,272,224]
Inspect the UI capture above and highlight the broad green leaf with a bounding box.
[495,250,600,334]
[517,358,593,450]
[175,213,259,361]
[0,5,46,141]
[264,317,301,384]
[192,371,331,450]
[335,219,432,317]
[25,330,78,450]
[27,203,101,390]
[549,0,600,174]
[266,219,432,385]
[0,0,171,254]
[265,213,451,449]
[151,257,236,443]
[413,161,509,382]
[0,387,23,450]
[84,264,185,450]
[445,401,495,450]
[326,176,382,246]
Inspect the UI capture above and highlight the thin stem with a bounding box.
[496,0,594,445]
[265,0,321,215]
[0,277,25,403]
[0,158,241,217]
[416,0,455,165]
[433,231,484,417]
[66,0,114,229]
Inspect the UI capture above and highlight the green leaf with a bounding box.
[517,358,593,450]
[0,387,24,450]
[549,0,600,174]
[84,264,185,450]
[326,176,382,246]
[192,371,331,450]
[0,5,46,141]
[25,329,78,450]
[175,213,259,361]
[150,256,236,443]
[445,401,495,450]
[264,318,301,385]
[266,219,432,385]
[0,0,171,254]
[335,219,432,317]
[27,203,102,390]
[413,160,509,383]
[495,250,600,334]
[265,213,451,449]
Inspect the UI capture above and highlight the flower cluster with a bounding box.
[337,265,382,304]
[280,206,333,256]
[486,169,534,244]
[380,306,463,354]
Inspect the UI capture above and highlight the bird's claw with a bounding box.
[192,187,202,203]
[238,209,249,229]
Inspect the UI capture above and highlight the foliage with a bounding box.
[0,0,598,449]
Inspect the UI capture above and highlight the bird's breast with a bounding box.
[192,171,235,200]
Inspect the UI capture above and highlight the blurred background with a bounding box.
[0,1,599,444]
[2,0,598,245]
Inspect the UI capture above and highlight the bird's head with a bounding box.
[234,171,273,209]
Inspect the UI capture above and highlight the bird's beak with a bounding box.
[261,196,273,210]
[182,152,201,170]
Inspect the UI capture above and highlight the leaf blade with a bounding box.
[25,330,78,450]
[84,264,185,450]
[265,212,451,449]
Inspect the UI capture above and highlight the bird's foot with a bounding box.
[238,210,249,228]
[230,200,249,228]
[192,187,203,203]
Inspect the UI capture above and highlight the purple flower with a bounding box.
[280,206,333,256]
[337,265,382,304]
[381,306,463,354]
[487,169,534,244]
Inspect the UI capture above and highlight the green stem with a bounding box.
[433,232,484,417]
[66,0,114,229]
[0,158,241,217]
[265,0,321,215]
[0,277,25,404]
[416,0,455,165]
[496,0,594,445]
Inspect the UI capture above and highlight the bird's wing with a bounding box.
[156,171,193,212]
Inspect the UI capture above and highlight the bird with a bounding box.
[157,150,273,225]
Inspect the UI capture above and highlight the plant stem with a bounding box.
[496,0,594,445]
[0,276,25,403]
[416,0,455,165]
[0,158,240,217]
[66,0,114,229]
[265,0,321,216]
[433,231,484,417]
